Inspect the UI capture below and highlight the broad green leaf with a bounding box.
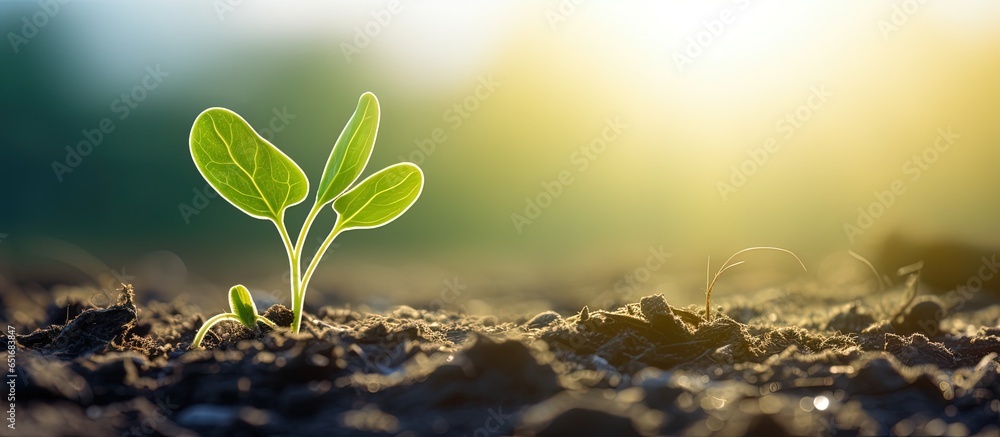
[228,284,259,328]
[316,92,379,206]
[333,163,424,231]
[190,108,308,222]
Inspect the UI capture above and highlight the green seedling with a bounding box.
[192,285,278,348]
[187,92,424,348]
[704,247,807,322]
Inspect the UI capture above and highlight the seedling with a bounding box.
[844,251,926,322]
[191,285,278,347]
[188,92,424,348]
[848,249,888,291]
[889,260,924,324]
[704,247,807,322]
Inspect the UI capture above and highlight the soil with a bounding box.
[6,283,1000,436]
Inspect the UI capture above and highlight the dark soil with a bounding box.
[7,284,1000,436]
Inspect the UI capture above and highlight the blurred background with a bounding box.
[2,1,999,314]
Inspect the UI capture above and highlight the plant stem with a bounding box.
[274,220,302,333]
[191,313,242,349]
[705,261,745,322]
[704,247,806,322]
[293,202,325,263]
[298,220,344,319]
[286,202,326,333]
[257,316,279,330]
[287,202,327,334]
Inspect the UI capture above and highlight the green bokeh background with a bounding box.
[3,1,1000,310]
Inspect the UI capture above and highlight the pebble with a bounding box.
[526,311,562,330]
[895,299,945,336]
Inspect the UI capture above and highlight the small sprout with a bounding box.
[848,250,887,291]
[191,285,278,349]
[704,247,807,322]
[187,92,424,345]
[847,252,925,321]
[229,284,262,328]
[890,260,924,324]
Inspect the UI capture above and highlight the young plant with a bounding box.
[847,249,887,292]
[192,285,277,348]
[704,247,807,322]
[187,92,424,347]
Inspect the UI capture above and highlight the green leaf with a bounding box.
[333,163,424,232]
[228,284,259,328]
[316,92,380,206]
[190,108,309,222]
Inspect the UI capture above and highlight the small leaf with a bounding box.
[228,284,259,328]
[316,92,379,206]
[333,163,424,232]
[190,108,309,223]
